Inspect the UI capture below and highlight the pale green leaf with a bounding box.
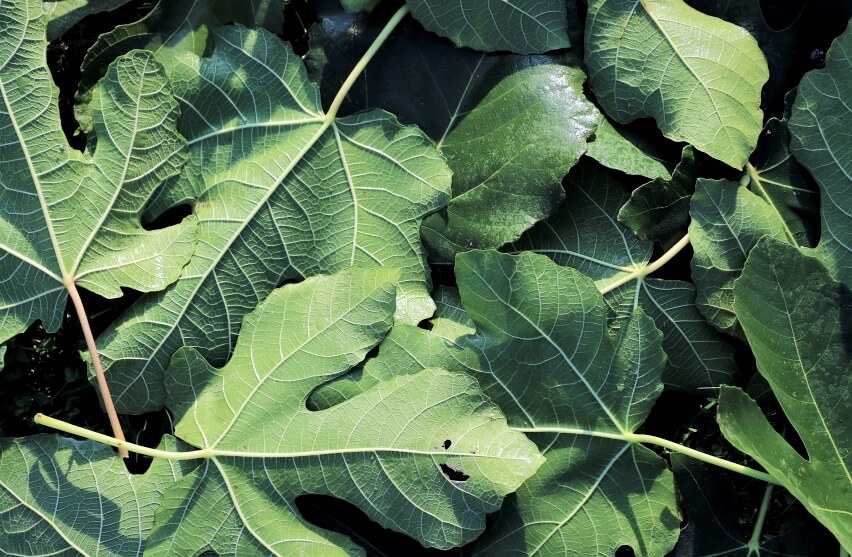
[96,26,451,414]
[512,164,737,390]
[42,0,134,40]
[585,0,768,168]
[0,435,197,557]
[744,118,820,249]
[618,146,698,243]
[789,20,852,284]
[74,0,284,132]
[719,238,852,550]
[585,115,673,180]
[421,64,599,261]
[0,3,195,344]
[313,251,681,556]
[145,268,542,554]
[405,0,570,53]
[689,178,789,338]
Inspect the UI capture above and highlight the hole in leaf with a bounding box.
[417,318,433,331]
[142,203,192,231]
[615,545,635,557]
[439,463,469,482]
[442,439,452,450]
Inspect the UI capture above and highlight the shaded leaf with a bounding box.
[513,164,737,390]
[672,454,837,557]
[789,20,852,284]
[43,0,134,40]
[96,26,451,413]
[146,268,542,554]
[0,434,197,556]
[0,3,195,344]
[618,146,699,243]
[74,0,284,132]
[585,115,673,180]
[744,117,820,248]
[421,64,599,260]
[689,178,789,338]
[406,0,570,53]
[585,0,768,168]
[719,237,852,550]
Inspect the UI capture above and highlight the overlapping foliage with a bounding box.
[0,0,850,555]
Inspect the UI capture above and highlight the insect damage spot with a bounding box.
[440,463,469,482]
[615,545,635,557]
[443,439,452,449]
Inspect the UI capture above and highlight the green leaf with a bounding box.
[421,64,599,260]
[585,115,673,180]
[146,268,542,554]
[789,20,852,285]
[618,146,699,243]
[339,0,378,11]
[405,0,570,53]
[0,3,195,344]
[74,0,284,132]
[96,26,451,414]
[672,454,837,556]
[313,251,681,555]
[42,0,134,40]
[744,117,820,248]
[585,0,768,169]
[689,178,790,338]
[512,164,737,390]
[0,434,197,556]
[718,237,852,550]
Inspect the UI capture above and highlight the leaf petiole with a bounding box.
[513,426,780,485]
[599,232,690,294]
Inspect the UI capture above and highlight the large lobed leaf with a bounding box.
[0,0,195,344]
[585,0,768,169]
[718,238,852,550]
[0,435,197,556]
[96,26,451,414]
[145,267,543,554]
[789,19,852,285]
[313,251,681,556]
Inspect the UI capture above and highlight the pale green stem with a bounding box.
[65,280,128,458]
[746,483,773,555]
[514,426,780,486]
[599,233,690,295]
[326,4,410,120]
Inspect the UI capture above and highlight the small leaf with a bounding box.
[689,178,790,337]
[421,64,599,260]
[0,4,195,344]
[719,237,852,550]
[146,268,542,554]
[0,435,198,556]
[405,0,570,53]
[618,146,699,243]
[585,0,768,168]
[585,115,673,180]
[789,20,852,284]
